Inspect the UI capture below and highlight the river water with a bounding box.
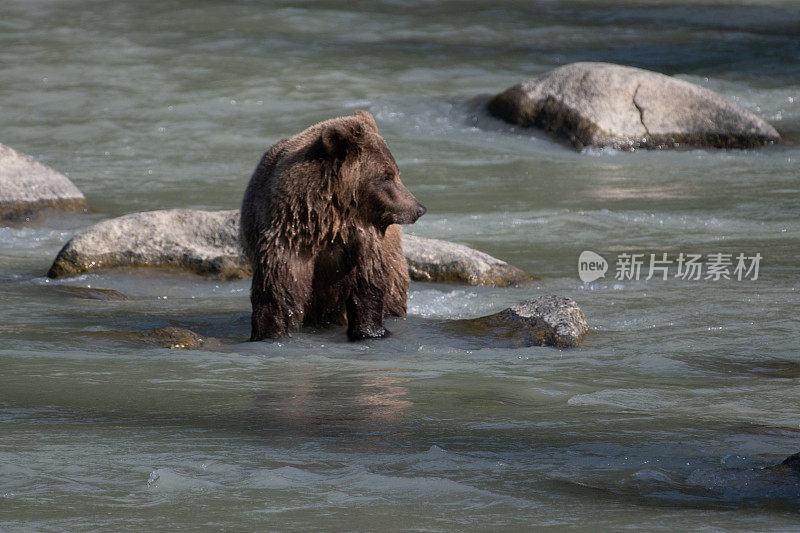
[2,0,799,529]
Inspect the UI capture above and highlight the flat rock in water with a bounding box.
[47,209,249,280]
[402,234,534,287]
[0,143,88,224]
[487,62,780,150]
[47,209,532,286]
[455,295,589,348]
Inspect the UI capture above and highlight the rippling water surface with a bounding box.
[2,0,799,529]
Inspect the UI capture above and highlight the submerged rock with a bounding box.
[51,285,131,301]
[0,143,88,224]
[782,453,800,472]
[453,295,589,348]
[76,326,220,350]
[47,209,532,286]
[765,453,800,475]
[487,62,780,150]
[148,327,207,350]
[402,234,534,287]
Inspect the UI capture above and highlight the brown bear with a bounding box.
[240,111,426,341]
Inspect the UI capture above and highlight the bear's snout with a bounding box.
[398,197,425,225]
[385,185,426,226]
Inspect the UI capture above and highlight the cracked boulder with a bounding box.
[487,62,780,150]
[1,143,88,224]
[450,295,589,348]
[47,209,532,286]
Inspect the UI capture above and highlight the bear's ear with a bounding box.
[354,110,378,133]
[315,123,351,165]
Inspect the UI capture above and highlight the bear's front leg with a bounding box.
[346,292,389,340]
[345,265,390,340]
[249,253,312,341]
[250,299,285,341]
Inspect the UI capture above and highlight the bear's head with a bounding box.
[316,111,426,232]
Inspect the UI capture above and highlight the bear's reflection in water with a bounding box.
[251,366,413,435]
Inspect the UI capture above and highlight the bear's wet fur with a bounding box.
[240,111,426,341]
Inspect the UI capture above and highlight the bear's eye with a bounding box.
[382,172,394,182]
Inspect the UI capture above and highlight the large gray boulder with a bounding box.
[0,143,88,224]
[47,209,532,287]
[487,62,780,150]
[453,295,589,348]
[47,209,248,280]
